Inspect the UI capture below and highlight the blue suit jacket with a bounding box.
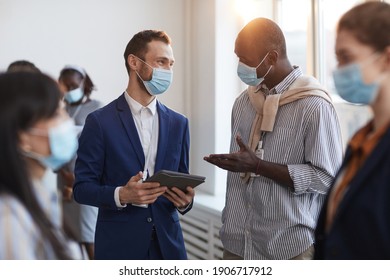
[315,126,390,259]
[73,93,191,260]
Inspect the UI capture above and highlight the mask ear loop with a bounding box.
[255,51,273,81]
[131,55,153,84]
[133,55,154,70]
[255,51,270,69]
[134,68,146,82]
[263,65,273,79]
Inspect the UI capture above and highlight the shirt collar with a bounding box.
[257,66,302,96]
[124,91,157,116]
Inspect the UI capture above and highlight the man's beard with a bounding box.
[136,64,150,92]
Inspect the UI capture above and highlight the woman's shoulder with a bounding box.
[0,194,37,232]
[0,194,44,259]
[76,99,104,123]
[83,99,103,110]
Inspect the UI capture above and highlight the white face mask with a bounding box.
[237,52,272,86]
[23,119,78,171]
[134,56,173,95]
[64,85,84,103]
[333,52,382,105]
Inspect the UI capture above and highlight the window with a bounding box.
[209,0,371,198]
[233,0,363,91]
[275,0,310,74]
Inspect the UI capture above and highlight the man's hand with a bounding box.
[203,135,258,173]
[119,171,167,205]
[163,186,195,209]
[205,135,294,188]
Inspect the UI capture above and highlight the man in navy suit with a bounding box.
[73,30,195,260]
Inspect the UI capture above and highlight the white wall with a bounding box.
[0,0,187,112]
[185,0,243,196]
[186,0,217,194]
[0,0,239,197]
[214,0,242,195]
[0,0,270,199]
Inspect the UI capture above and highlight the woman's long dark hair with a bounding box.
[0,72,71,259]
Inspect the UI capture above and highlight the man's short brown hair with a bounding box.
[123,30,171,73]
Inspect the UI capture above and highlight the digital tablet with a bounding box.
[145,170,205,190]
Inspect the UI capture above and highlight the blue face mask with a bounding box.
[64,87,84,103]
[135,57,173,95]
[24,119,79,171]
[333,58,380,105]
[237,52,272,86]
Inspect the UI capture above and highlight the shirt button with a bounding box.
[147,217,153,223]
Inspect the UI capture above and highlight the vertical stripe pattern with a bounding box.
[220,68,343,259]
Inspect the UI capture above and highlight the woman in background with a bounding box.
[0,72,79,259]
[315,1,390,259]
[58,65,102,259]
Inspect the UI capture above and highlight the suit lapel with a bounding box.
[116,93,145,167]
[154,101,170,172]
[336,127,390,215]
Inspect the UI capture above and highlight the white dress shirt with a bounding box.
[114,92,159,208]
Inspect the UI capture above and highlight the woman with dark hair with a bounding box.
[57,65,102,259]
[0,72,79,259]
[315,1,390,259]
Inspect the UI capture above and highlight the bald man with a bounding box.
[204,18,343,259]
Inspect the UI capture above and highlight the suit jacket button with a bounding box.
[147,217,153,223]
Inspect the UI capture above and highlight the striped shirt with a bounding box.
[220,67,343,259]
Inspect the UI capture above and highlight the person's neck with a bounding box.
[371,82,390,132]
[264,59,294,90]
[126,81,155,107]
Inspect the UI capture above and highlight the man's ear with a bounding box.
[127,55,138,71]
[267,50,279,65]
